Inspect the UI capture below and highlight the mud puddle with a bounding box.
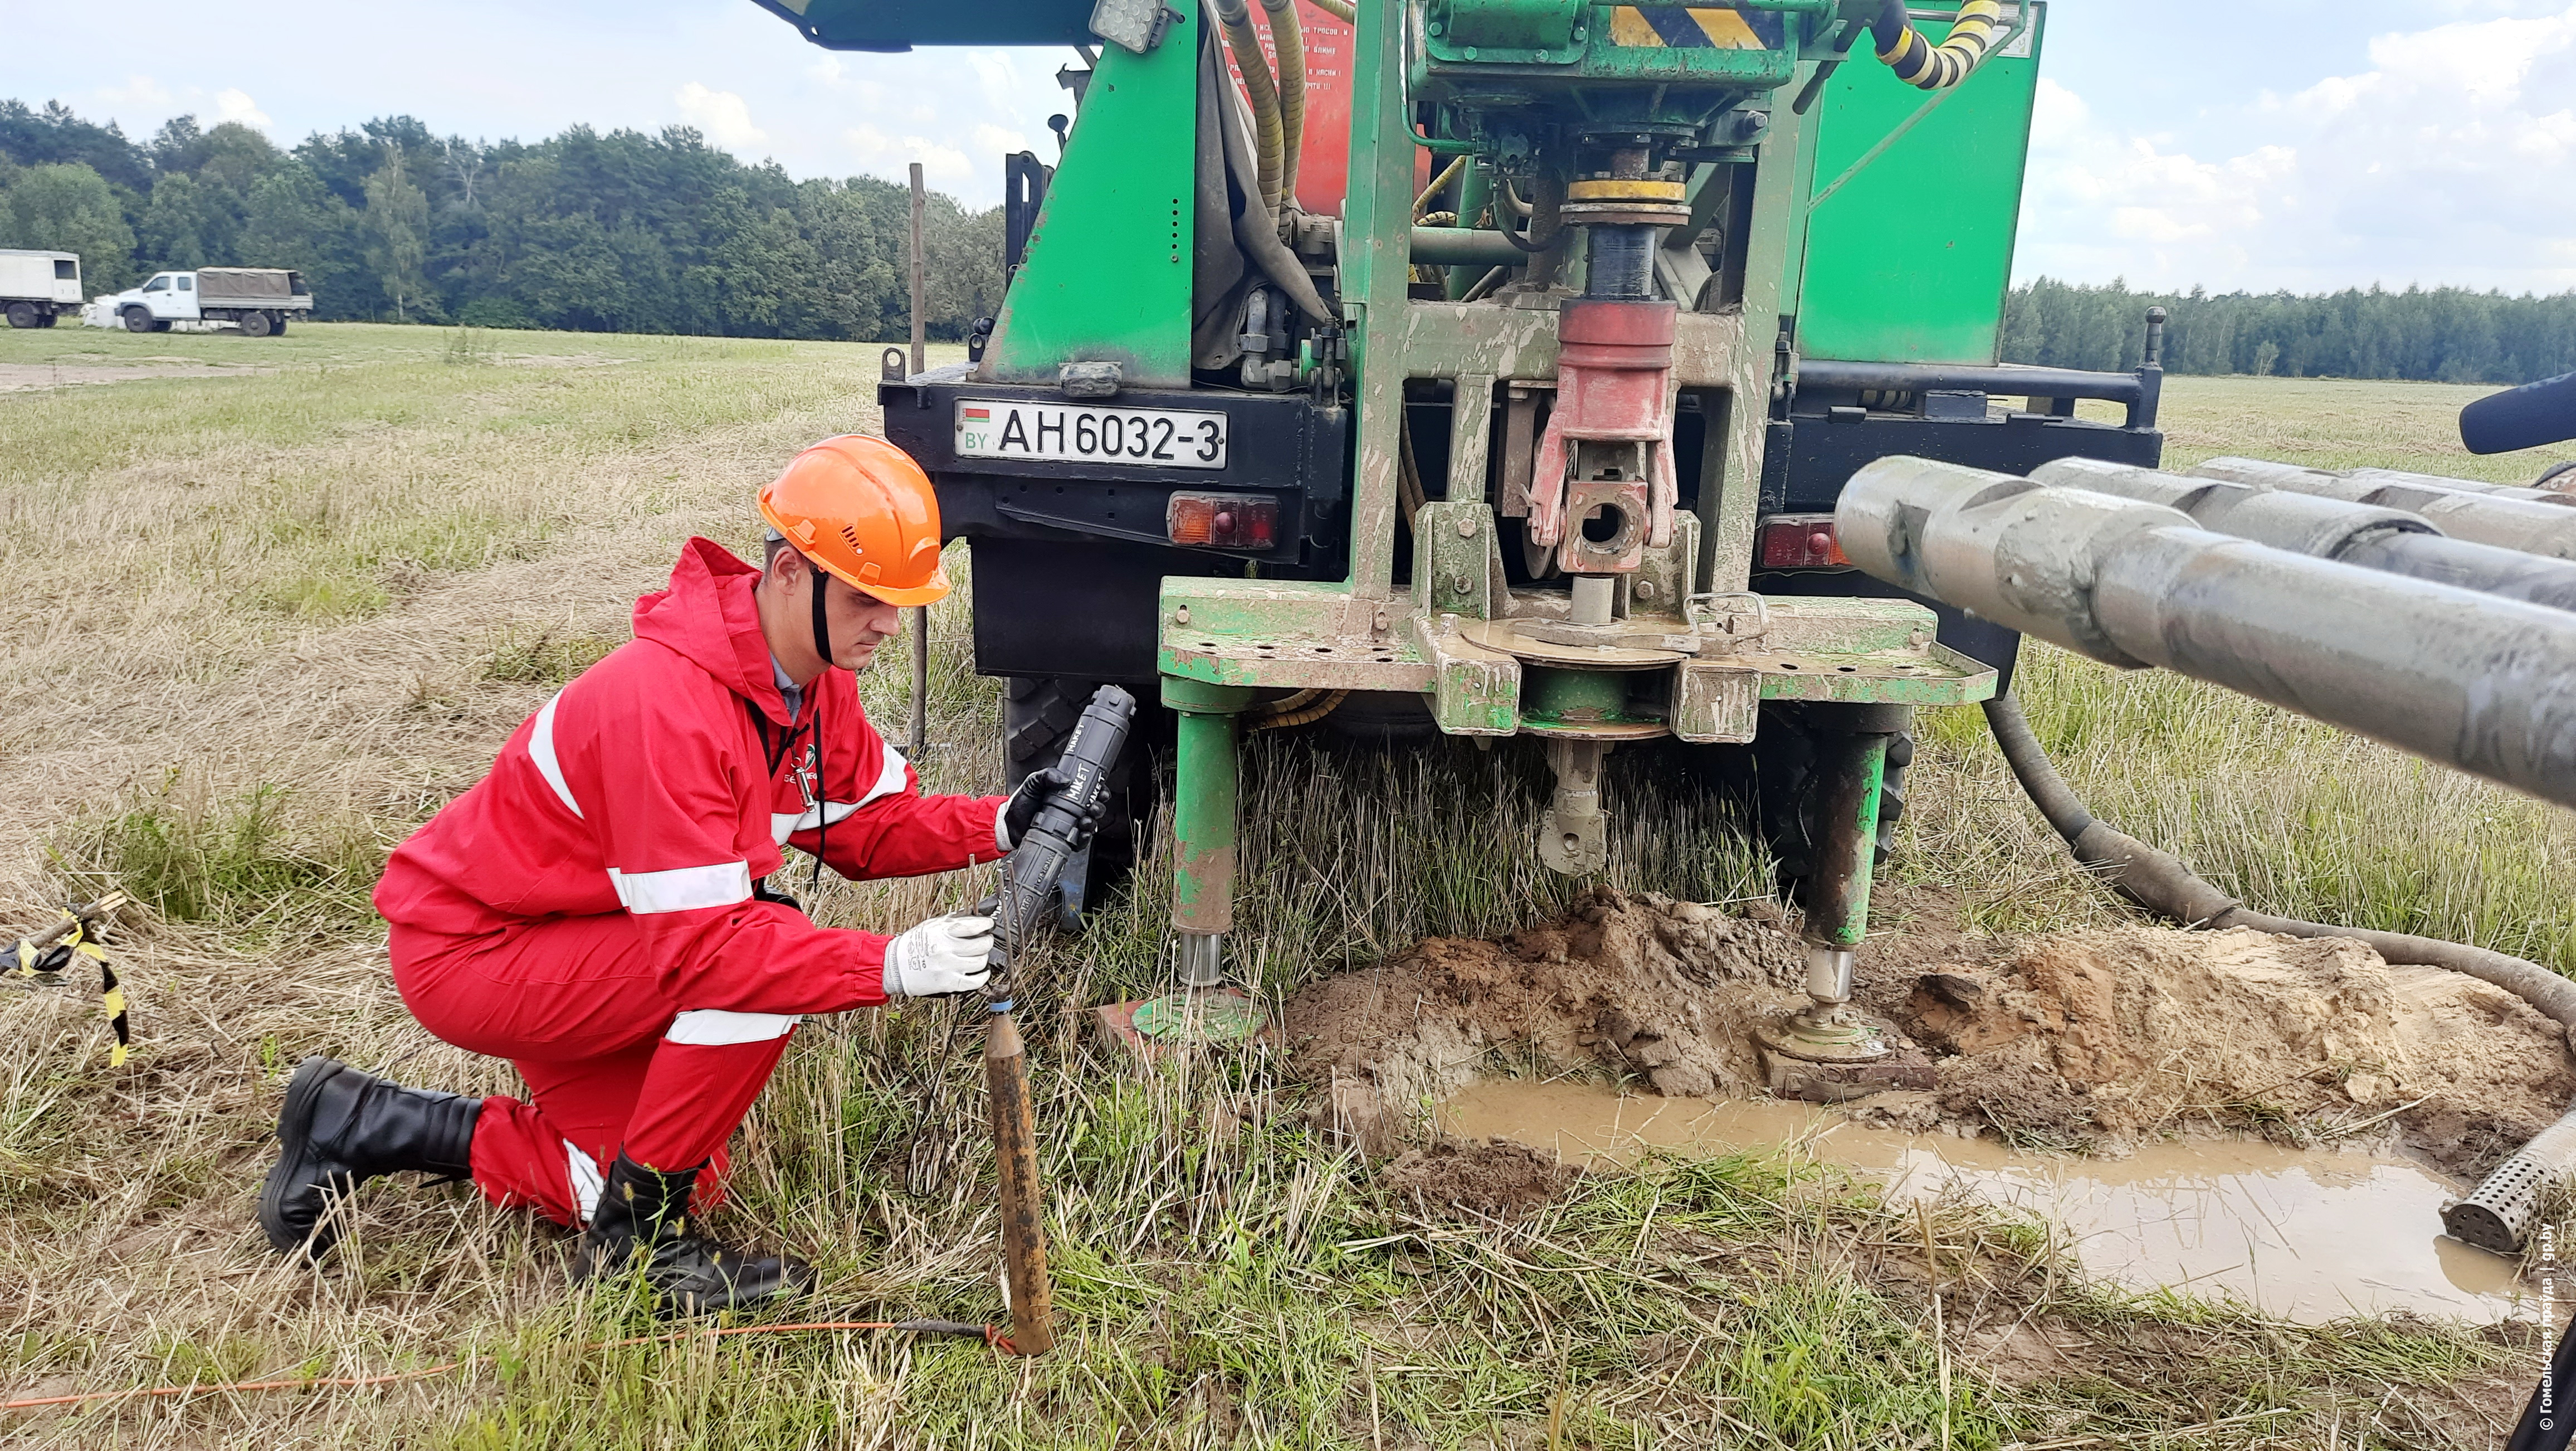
[1291,888,2576,1178]
[1442,1077,2526,1325]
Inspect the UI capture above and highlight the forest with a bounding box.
[7,96,2575,381]
[0,100,1004,340]
[1999,277,2576,386]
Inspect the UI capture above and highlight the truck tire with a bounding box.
[1003,675,1161,921]
[5,302,36,329]
[121,306,154,333]
[36,310,57,327]
[271,312,288,335]
[240,309,274,338]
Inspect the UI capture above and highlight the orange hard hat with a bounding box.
[757,435,949,607]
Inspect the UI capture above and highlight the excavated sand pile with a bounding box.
[1287,887,2576,1173]
[1896,928,2576,1172]
[1290,888,1808,1154]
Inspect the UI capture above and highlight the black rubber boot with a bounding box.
[258,1055,480,1260]
[578,1155,816,1317]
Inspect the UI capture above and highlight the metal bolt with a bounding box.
[1455,515,1475,538]
[1175,606,1192,625]
[1635,581,1657,601]
[1451,573,1472,593]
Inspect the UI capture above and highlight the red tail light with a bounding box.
[1758,514,1850,570]
[1168,492,1279,550]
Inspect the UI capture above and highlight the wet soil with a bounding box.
[1286,886,2576,1178]
[1378,1137,1577,1221]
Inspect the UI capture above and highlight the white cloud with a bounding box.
[842,123,972,186]
[95,75,173,109]
[675,81,768,152]
[970,123,1031,158]
[213,87,271,130]
[2019,4,2576,291]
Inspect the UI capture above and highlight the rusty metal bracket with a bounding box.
[1412,500,1505,620]
[1673,661,1761,743]
[1415,613,1520,734]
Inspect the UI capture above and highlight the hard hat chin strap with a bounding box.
[809,558,833,669]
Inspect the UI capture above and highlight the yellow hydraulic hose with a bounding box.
[1262,0,1307,203]
[1873,0,2004,90]
[1413,154,1467,219]
[1245,688,1349,731]
[1214,0,1286,212]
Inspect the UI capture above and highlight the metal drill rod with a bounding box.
[1837,457,2576,809]
[2186,456,2576,558]
[2031,456,2576,614]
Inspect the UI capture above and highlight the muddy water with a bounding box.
[1440,1078,2526,1324]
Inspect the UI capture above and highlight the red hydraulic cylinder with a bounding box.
[1528,298,1681,574]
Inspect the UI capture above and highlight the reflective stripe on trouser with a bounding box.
[391,915,805,1228]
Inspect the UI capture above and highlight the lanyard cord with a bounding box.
[747,690,830,899]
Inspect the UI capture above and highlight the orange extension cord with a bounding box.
[4,1319,1016,1413]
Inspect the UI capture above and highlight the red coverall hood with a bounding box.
[631,537,799,728]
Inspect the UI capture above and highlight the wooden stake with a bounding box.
[908,162,928,379]
[983,1010,1055,1354]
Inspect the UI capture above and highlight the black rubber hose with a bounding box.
[1981,692,2576,1035]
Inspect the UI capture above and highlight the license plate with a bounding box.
[953,400,1228,470]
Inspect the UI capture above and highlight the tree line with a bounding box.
[0,100,1004,339]
[2002,277,2576,386]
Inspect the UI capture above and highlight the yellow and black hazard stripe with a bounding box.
[1605,4,1784,51]
[1876,0,2006,90]
[14,915,131,1067]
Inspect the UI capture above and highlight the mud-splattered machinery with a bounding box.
[754,0,2170,1085]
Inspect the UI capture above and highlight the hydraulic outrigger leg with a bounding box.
[1087,677,1266,1053]
[1755,704,1934,1102]
[1165,677,1250,989]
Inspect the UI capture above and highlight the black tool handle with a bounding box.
[990,685,1137,980]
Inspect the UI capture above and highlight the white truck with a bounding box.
[1,250,83,328]
[87,267,314,337]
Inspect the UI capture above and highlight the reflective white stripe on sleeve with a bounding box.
[607,861,753,914]
[528,691,583,819]
[665,1009,802,1045]
[769,800,864,845]
[856,743,910,810]
[566,1140,604,1225]
[995,799,1012,855]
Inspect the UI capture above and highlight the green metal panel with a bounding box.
[978,21,1199,388]
[745,0,1091,51]
[1793,2,2044,365]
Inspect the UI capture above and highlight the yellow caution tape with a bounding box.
[9,912,132,1067]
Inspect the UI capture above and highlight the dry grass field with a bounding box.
[1,328,2569,1448]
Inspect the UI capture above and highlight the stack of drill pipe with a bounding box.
[1834,456,2576,809]
[2187,456,2576,558]
[2029,457,2576,613]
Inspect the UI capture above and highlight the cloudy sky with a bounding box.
[6,1,2573,294]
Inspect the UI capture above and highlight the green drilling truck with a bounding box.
[749,0,2166,1085]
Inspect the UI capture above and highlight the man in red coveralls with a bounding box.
[256,435,1095,1314]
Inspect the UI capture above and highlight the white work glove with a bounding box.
[881,914,996,999]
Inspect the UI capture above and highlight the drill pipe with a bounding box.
[1836,456,2576,809]
[2029,457,2576,614]
[2187,456,2576,559]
